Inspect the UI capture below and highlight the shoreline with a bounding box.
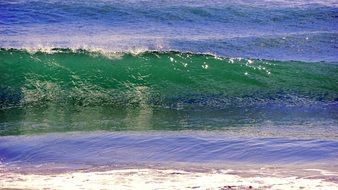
[1,163,338,190]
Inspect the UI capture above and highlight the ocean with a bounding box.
[0,0,338,189]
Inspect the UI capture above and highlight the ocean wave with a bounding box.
[1,48,337,109]
[1,48,337,135]
[1,31,337,62]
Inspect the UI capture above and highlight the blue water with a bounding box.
[1,0,337,62]
[0,0,338,170]
[1,132,338,168]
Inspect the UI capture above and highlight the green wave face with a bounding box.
[0,49,337,135]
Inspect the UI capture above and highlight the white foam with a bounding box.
[1,168,337,190]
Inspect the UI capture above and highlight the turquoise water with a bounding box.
[0,0,338,169]
[1,49,337,135]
